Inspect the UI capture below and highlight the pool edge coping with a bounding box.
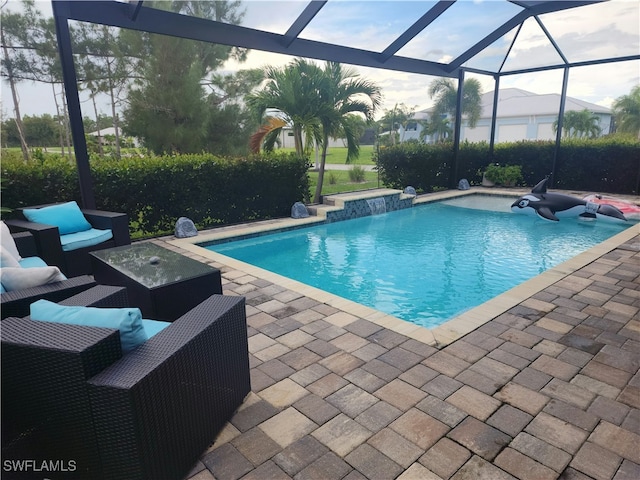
[168,189,640,348]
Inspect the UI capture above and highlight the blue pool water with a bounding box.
[207,196,632,328]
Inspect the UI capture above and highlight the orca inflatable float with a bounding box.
[511,178,627,223]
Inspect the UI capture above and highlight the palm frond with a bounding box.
[249,116,286,153]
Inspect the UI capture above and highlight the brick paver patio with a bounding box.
[167,229,640,480]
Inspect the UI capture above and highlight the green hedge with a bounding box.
[2,152,310,237]
[376,138,640,194]
[376,142,453,192]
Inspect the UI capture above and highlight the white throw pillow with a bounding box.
[0,266,66,291]
[0,246,21,268]
[0,221,22,261]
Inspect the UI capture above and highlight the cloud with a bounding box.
[240,1,309,34]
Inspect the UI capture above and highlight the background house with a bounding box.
[400,88,612,144]
[277,127,347,149]
[87,127,140,147]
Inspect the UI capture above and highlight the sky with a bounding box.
[1,0,638,121]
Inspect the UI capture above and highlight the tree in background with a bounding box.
[0,0,44,160]
[203,69,264,156]
[23,114,59,147]
[428,78,482,141]
[419,115,451,143]
[1,1,78,159]
[75,22,137,158]
[2,114,61,149]
[613,85,640,139]
[36,16,74,160]
[122,0,247,154]
[124,35,208,154]
[553,109,602,139]
[377,103,415,146]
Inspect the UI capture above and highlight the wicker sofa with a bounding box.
[5,204,131,277]
[0,231,96,319]
[1,285,250,480]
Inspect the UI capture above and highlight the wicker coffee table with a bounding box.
[90,242,222,321]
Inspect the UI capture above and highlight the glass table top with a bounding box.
[91,242,216,288]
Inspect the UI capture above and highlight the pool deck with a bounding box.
[160,187,639,480]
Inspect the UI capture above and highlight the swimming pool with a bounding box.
[206,195,633,329]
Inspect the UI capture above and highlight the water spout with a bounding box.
[366,197,387,215]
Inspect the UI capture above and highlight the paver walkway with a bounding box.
[168,229,640,480]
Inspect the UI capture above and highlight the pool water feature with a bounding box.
[366,197,387,215]
[207,197,633,329]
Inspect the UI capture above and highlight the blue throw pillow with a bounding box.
[30,299,148,353]
[23,201,92,235]
[141,319,171,338]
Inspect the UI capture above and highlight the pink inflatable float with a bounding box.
[583,194,640,221]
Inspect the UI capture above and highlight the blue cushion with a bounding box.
[30,300,148,353]
[141,319,171,338]
[18,256,49,269]
[60,228,113,252]
[23,201,92,235]
[0,283,6,293]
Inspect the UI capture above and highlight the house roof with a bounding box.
[87,127,117,137]
[479,88,611,118]
[417,87,611,119]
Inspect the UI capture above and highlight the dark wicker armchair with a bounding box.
[0,231,96,319]
[5,204,131,277]
[1,286,250,480]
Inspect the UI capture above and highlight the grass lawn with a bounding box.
[5,145,377,165]
[278,145,376,165]
[309,169,381,196]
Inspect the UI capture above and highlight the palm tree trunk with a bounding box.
[294,126,304,157]
[313,137,329,204]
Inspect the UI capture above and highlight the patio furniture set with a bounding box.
[1,202,250,480]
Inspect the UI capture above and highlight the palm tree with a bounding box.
[552,109,602,138]
[419,115,452,143]
[246,58,323,157]
[428,78,482,139]
[377,103,414,145]
[613,85,640,139]
[313,62,381,203]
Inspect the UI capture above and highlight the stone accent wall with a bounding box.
[325,193,413,223]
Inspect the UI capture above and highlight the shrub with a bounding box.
[376,142,452,193]
[348,165,366,183]
[375,138,639,194]
[1,152,310,237]
[483,164,523,186]
[327,172,338,185]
